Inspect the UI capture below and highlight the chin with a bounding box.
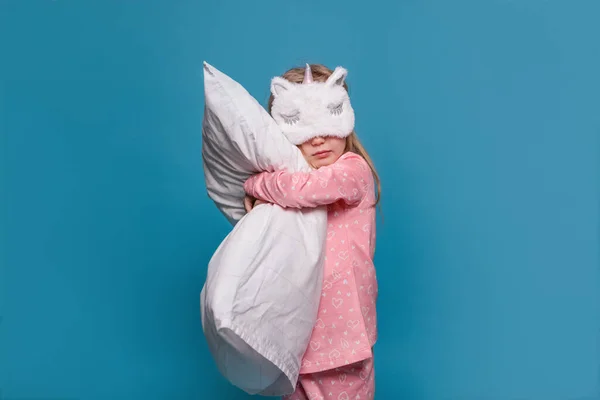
[312,159,330,168]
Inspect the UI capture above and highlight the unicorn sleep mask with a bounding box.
[270,64,355,145]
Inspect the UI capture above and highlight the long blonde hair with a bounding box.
[267,64,382,206]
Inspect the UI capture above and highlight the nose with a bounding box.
[311,136,325,146]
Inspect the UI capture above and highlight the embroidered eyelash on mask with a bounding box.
[281,111,300,125]
[328,102,344,116]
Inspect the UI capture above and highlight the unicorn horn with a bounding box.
[303,63,314,84]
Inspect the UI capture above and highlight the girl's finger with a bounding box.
[244,196,253,213]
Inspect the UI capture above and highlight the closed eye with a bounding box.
[328,102,344,116]
[281,111,300,125]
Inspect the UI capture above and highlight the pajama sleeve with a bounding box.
[243,153,372,209]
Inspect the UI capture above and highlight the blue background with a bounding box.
[1,1,599,399]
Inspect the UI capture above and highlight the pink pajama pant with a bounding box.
[283,358,375,400]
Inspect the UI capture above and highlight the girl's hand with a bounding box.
[244,195,268,213]
[244,195,255,213]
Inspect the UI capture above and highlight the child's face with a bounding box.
[298,136,346,169]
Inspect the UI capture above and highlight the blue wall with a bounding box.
[1,1,598,399]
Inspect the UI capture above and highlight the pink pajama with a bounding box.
[244,152,379,399]
[283,358,375,400]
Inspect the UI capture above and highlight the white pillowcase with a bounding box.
[200,62,327,396]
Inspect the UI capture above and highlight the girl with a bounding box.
[244,64,380,400]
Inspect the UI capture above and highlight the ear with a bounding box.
[271,77,294,97]
[325,67,348,87]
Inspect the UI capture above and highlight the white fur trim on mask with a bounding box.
[270,66,355,145]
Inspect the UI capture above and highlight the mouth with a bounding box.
[313,150,332,157]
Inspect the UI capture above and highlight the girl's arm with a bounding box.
[243,152,372,209]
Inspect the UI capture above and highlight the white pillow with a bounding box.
[200,62,327,396]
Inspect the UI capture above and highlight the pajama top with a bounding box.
[243,151,378,374]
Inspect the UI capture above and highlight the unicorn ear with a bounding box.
[325,67,348,87]
[271,77,294,97]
